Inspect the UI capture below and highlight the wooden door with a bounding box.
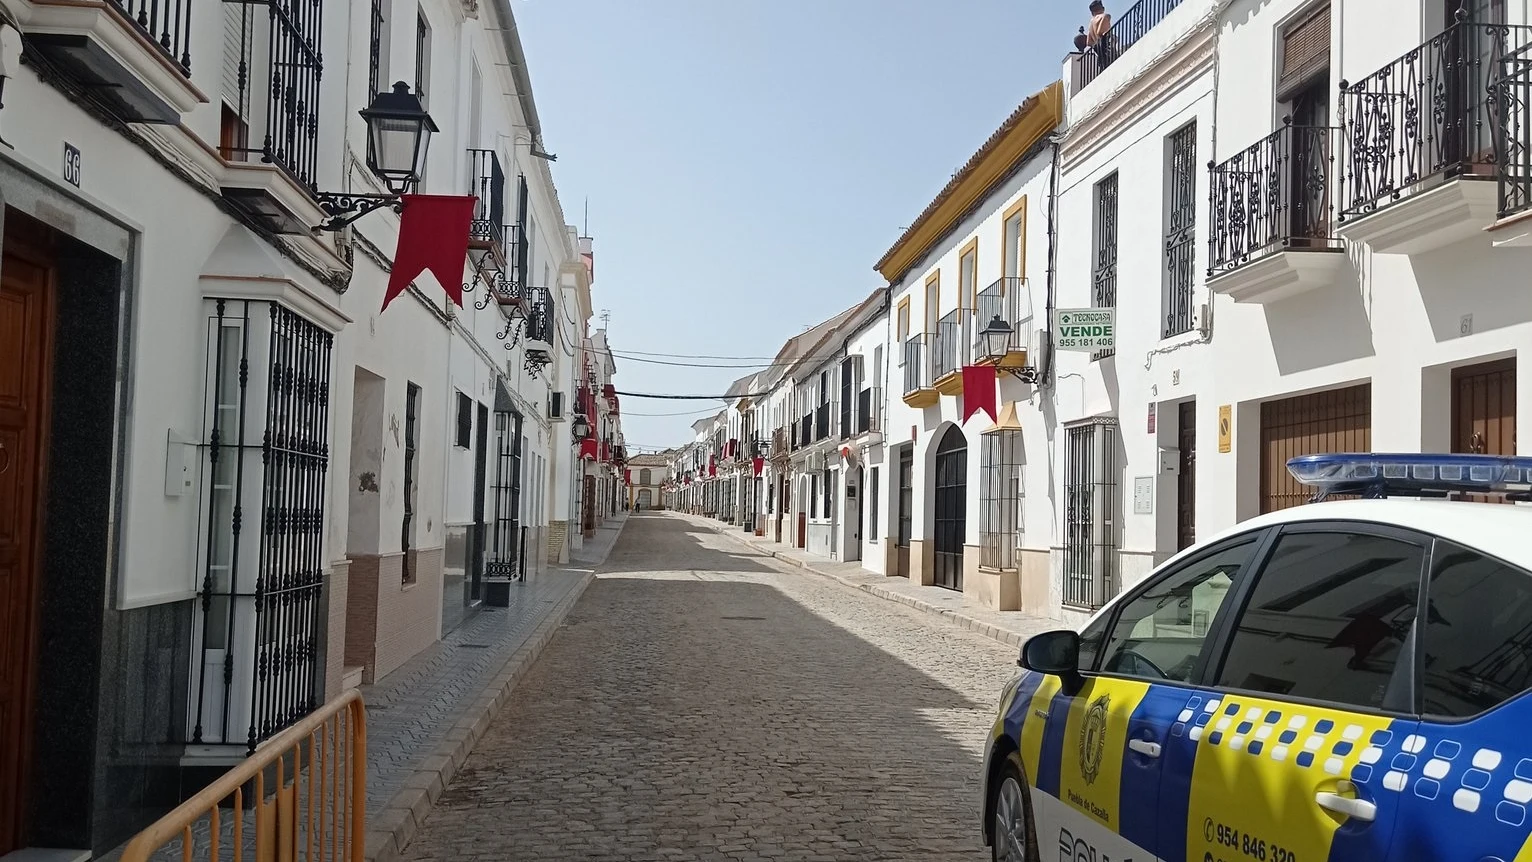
[1452,359,1516,503]
[1260,383,1372,513]
[0,214,55,853]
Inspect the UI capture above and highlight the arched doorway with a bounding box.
[932,425,967,591]
[637,488,653,509]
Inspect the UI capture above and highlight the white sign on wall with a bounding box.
[1053,307,1115,352]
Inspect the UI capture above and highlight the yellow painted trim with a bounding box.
[924,271,941,333]
[903,389,940,409]
[896,296,912,341]
[1001,195,1028,285]
[876,81,1063,284]
[959,236,979,312]
[934,371,965,396]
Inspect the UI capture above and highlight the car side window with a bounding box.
[1420,541,1532,718]
[1096,538,1257,683]
[1214,530,1423,710]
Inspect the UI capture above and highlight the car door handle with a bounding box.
[1315,791,1376,822]
[1127,739,1161,758]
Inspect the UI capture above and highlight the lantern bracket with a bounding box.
[314,193,403,232]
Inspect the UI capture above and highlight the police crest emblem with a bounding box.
[1078,694,1110,785]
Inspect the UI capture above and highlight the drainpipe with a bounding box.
[1041,134,1062,388]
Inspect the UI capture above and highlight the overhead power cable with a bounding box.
[615,389,774,401]
[611,348,782,361]
[610,354,779,370]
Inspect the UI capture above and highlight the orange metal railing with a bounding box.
[119,690,367,862]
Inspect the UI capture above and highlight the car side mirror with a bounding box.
[1020,629,1085,696]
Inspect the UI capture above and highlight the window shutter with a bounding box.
[1278,4,1330,100]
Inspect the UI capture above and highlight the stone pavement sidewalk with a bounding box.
[674,511,1063,648]
[364,514,629,862]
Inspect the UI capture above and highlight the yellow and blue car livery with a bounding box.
[986,669,1532,861]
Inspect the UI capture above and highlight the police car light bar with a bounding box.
[1286,453,1532,502]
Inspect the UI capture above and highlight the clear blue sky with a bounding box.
[513,0,1078,452]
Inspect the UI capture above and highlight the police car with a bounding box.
[982,453,1532,862]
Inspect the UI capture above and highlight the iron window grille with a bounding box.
[489,410,522,577]
[897,446,914,547]
[1063,418,1118,610]
[869,466,880,541]
[367,0,387,98]
[1208,121,1340,275]
[402,382,420,585]
[1092,174,1119,360]
[414,11,430,108]
[980,429,1023,570]
[191,299,332,753]
[839,358,856,439]
[224,0,325,193]
[1343,15,1532,221]
[1164,122,1198,338]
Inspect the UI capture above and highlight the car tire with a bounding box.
[991,754,1040,862]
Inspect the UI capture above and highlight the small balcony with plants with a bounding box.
[20,0,205,124]
[1207,119,1345,303]
[1338,15,1532,254]
[901,333,937,408]
[1062,0,1211,118]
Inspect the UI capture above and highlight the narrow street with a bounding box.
[402,512,1018,861]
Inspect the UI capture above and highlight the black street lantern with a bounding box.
[571,414,591,442]
[361,81,437,194]
[979,314,1014,363]
[316,81,438,230]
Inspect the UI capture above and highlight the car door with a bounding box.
[1022,531,1270,862]
[1383,538,1532,862]
[1175,523,1427,862]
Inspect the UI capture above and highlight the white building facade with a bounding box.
[0,0,599,853]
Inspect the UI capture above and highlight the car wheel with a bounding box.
[991,755,1038,862]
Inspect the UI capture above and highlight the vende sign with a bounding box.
[1053,307,1115,352]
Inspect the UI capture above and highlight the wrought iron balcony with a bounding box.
[1070,0,1185,92]
[972,277,1031,363]
[109,0,192,73]
[902,334,937,407]
[932,309,966,385]
[1497,41,1532,220]
[814,403,830,441]
[467,149,507,252]
[1341,19,1532,225]
[1209,121,1341,276]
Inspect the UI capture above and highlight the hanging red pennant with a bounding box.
[708,455,717,477]
[382,194,478,311]
[752,457,764,477]
[579,438,597,460]
[961,365,998,424]
[625,469,632,484]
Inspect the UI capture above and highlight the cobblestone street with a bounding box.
[401,512,1020,861]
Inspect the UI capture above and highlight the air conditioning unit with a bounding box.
[549,391,566,420]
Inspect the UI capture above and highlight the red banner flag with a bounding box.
[961,365,998,424]
[579,439,597,460]
[625,469,632,484]
[752,457,764,477]
[382,194,477,312]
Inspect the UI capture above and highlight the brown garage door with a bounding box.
[1261,383,1372,513]
[1452,359,1516,456]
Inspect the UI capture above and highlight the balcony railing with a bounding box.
[109,0,192,74]
[468,149,506,249]
[856,388,872,435]
[814,403,830,441]
[972,277,1031,362]
[932,309,966,382]
[1341,19,1532,222]
[902,334,932,395]
[226,0,325,193]
[1209,122,1341,275]
[1497,41,1532,219]
[1071,0,1185,91]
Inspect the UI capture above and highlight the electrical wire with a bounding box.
[611,348,782,361]
[615,389,773,400]
[621,407,724,417]
[609,354,784,370]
